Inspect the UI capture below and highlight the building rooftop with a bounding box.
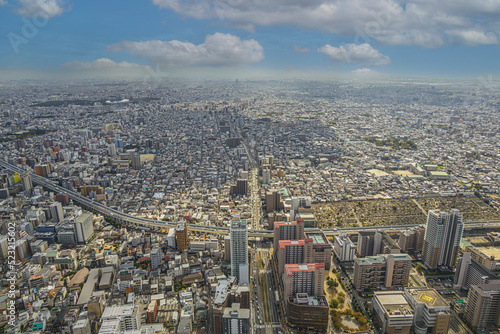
[285,263,325,276]
[405,288,449,308]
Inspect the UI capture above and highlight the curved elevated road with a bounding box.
[1,160,498,238]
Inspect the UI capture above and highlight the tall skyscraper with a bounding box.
[230,220,248,283]
[422,209,464,269]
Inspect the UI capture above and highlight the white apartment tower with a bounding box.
[230,220,249,283]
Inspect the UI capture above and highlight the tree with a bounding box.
[330,299,339,309]
[416,263,424,275]
[338,296,345,304]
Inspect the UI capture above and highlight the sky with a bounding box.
[0,0,500,79]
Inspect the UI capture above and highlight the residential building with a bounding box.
[398,227,425,252]
[175,220,188,251]
[230,220,248,284]
[75,212,94,244]
[422,209,464,269]
[273,220,305,252]
[333,232,356,262]
[353,253,412,291]
[282,263,325,299]
[151,247,161,270]
[465,284,500,330]
[454,253,500,290]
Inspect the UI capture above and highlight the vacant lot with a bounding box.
[315,196,500,228]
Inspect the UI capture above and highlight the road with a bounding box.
[1,160,499,238]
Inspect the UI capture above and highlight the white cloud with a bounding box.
[107,33,264,67]
[14,0,70,19]
[62,58,151,71]
[318,43,391,66]
[0,0,8,7]
[293,45,310,53]
[446,29,498,46]
[152,0,500,47]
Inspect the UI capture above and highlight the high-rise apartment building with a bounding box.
[230,220,248,283]
[277,239,313,274]
[282,263,325,299]
[357,231,400,257]
[353,254,412,291]
[273,220,305,252]
[454,253,500,290]
[333,232,356,262]
[151,247,162,270]
[422,209,464,269]
[175,220,188,251]
[398,227,425,252]
[465,284,500,330]
[21,173,32,192]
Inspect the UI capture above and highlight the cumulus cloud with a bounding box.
[152,0,500,47]
[293,45,310,53]
[14,0,71,19]
[318,43,391,66]
[107,33,264,67]
[62,58,151,71]
[446,29,498,46]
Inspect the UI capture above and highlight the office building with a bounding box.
[404,288,451,334]
[230,220,248,283]
[151,247,161,270]
[422,209,464,269]
[454,253,500,290]
[75,212,94,244]
[398,227,425,252]
[167,228,176,249]
[273,220,305,252]
[333,232,356,262]
[282,263,325,299]
[49,202,64,223]
[222,303,250,334]
[287,293,329,331]
[175,220,188,251]
[465,284,500,330]
[353,254,412,291]
[372,291,414,334]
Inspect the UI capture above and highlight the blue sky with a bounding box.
[1,0,499,78]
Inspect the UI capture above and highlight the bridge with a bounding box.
[1,160,499,238]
